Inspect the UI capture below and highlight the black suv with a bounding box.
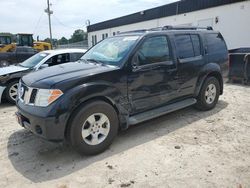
[16,26,228,155]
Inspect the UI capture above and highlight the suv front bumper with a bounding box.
[16,100,68,141]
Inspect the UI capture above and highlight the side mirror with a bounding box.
[131,53,140,69]
[39,64,49,69]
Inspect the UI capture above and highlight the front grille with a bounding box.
[19,82,37,105]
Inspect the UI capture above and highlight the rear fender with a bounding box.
[195,63,223,96]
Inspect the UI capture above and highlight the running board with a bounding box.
[129,98,197,125]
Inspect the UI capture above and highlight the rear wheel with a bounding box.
[67,101,119,155]
[6,80,19,104]
[195,77,220,111]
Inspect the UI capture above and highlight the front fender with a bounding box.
[50,82,130,130]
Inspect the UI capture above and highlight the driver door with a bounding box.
[127,35,178,114]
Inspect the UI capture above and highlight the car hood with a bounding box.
[0,65,29,76]
[22,62,119,88]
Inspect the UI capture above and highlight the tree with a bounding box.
[58,37,68,45]
[69,29,87,43]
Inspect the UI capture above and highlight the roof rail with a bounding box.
[162,25,213,30]
[118,29,147,34]
[117,25,213,35]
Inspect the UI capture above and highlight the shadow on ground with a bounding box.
[0,101,14,108]
[7,100,228,183]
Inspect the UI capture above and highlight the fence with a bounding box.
[56,40,88,50]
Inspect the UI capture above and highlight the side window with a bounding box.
[47,53,70,66]
[70,53,84,61]
[175,35,194,59]
[206,33,228,54]
[137,36,171,65]
[191,35,201,56]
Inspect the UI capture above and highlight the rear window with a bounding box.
[206,33,228,54]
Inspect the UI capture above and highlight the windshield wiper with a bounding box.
[86,59,104,65]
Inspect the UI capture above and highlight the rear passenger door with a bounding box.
[174,34,205,97]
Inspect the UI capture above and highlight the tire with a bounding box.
[0,60,10,67]
[195,77,220,111]
[67,101,119,155]
[5,80,19,104]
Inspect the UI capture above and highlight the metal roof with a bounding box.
[87,0,246,32]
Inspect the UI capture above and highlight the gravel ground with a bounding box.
[0,83,249,188]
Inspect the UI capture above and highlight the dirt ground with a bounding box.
[0,83,249,188]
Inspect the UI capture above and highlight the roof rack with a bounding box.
[118,29,147,34]
[118,25,213,35]
[162,25,213,31]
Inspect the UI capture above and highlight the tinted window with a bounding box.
[47,53,70,66]
[175,35,194,59]
[70,52,84,61]
[137,36,171,65]
[206,33,228,54]
[191,35,201,56]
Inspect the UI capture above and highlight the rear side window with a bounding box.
[137,36,171,65]
[206,33,228,54]
[175,35,194,59]
[70,52,84,61]
[175,34,201,59]
[191,35,201,56]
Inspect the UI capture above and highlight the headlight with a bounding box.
[35,89,63,107]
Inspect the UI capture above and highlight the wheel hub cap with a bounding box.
[81,113,110,146]
[9,83,19,101]
[205,83,216,104]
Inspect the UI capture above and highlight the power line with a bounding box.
[33,11,44,34]
[52,14,82,30]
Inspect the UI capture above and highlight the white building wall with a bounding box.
[88,1,250,50]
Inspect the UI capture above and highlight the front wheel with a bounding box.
[195,77,220,111]
[67,101,119,155]
[5,80,19,104]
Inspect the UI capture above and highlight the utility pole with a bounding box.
[45,0,53,48]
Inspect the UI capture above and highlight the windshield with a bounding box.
[81,36,139,66]
[19,53,49,68]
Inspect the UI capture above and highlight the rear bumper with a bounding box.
[0,86,6,103]
[16,100,68,141]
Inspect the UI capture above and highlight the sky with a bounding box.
[0,0,177,40]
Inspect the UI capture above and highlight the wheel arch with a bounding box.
[63,89,127,140]
[195,71,223,97]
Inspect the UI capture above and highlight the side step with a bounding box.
[128,98,197,125]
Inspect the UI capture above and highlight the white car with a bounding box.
[0,48,87,104]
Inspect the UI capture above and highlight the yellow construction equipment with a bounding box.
[33,41,52,51]
[0,34,15,52]
[0,33,52,52]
